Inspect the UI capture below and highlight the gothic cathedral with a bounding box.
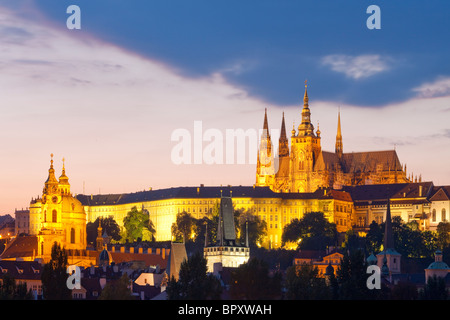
[256,82,411,193]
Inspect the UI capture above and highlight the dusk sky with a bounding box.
[1,0,450,214]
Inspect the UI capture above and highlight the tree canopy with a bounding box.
[86,216,121,245]
[282,211,338,250]
[41,242,71,300]
[122,206,155,243]
[166,251,222,300]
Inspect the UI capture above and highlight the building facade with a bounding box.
[76,185,355,249]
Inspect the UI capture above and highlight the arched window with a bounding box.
[432,209,436,222]
[52,209,57,223]
[442,208,447,222]
[71,228,75,244]
[299,161,304,170]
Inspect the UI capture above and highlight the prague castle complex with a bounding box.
[6,83,450,262]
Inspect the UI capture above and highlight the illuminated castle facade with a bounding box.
[256,82,411,193]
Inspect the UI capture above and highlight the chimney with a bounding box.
[419,185,423,197]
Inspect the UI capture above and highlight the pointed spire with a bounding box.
[278,112,289,157]
[44,153,59,194]
[335,108,343,157]
[263,108,269,134]
[336,107,342,138]
[280,112,287,139]
[298,80,315,136]
[245,220,249,247]
[59,157,69,183]
[303,79,309,106]
[383,199,395,250]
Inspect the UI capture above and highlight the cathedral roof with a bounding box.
[341,150,402,173]
[314,149,403,174]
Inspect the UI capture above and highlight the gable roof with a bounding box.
[430,186,450,201]
[167,242,187,281]
[0,235,38,260]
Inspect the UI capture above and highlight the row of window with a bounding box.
[431,208,447,222]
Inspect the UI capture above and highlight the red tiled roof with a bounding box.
[0,235,38,259]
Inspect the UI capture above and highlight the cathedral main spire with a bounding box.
[298,80,315,137]
[335,108,343,158]
[303,80,309,106]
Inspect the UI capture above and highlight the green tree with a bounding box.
[41,242,72,300]
[98,274,134,300]
[235,208,267,247]
[282,212,337,251]
[336,249,385,300]
[0,273,32,300]
[123,206,155,243]
[365,221,383,254]
[436,222,450,250]
[390,217,437,259]
[171,211,196,242]
[86,216,121,245]
[166,251,222,300]
[285,263,331,300]
[229,258,281,300]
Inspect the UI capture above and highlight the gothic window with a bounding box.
[52,210,57,223]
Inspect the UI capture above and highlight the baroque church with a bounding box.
[256,82,411,193]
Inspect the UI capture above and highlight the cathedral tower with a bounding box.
[273,112,291,192]
[256,108,275,187]
[289,82,322,192]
